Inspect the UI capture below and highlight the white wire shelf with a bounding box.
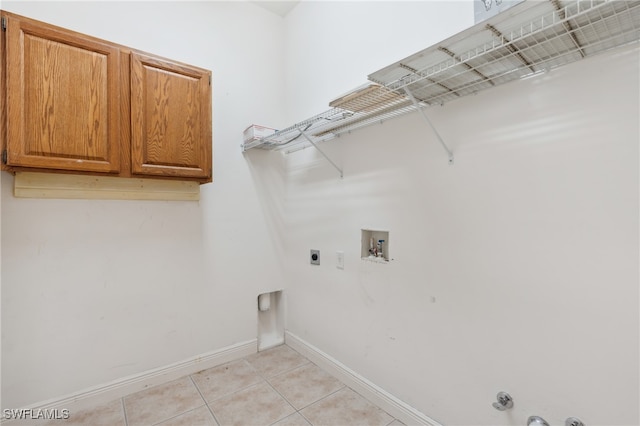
[243,0,640,154]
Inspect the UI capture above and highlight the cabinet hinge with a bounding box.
[2,150,7,165]
[1,17,6,32]
[209,75,211,86]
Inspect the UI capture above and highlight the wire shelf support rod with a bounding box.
[298,130,344,178]
[403,87,454,165]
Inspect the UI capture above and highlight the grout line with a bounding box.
[265,361,311,381]
[262,376,297,418]
[248,346,323,425]
[298,410,314,426]
[255,361,301,424]
[193,363,268,405]
[205,403,222,426]
[247,357,311,382]
[293,385,346,412]
[284,336,424,424]
[190,358,269,405]
[188,375,221,426]
[293,383,348,414]
[150,404,208,426]
[112,343,399,426]
[187,375,208,404]
[345,386,398,423]
[269,411,310,426]
[204,380,268,404]
[120,398,128,426]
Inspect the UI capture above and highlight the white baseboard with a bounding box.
[5,335,439,425]
[285,331,441,426]
[2,339,257,424]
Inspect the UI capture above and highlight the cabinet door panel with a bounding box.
[131,52,212,180]
[5,15,121,173]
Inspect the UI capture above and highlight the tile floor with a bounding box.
[49,344,405,426]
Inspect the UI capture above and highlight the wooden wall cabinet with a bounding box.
[0,11,212,183]
[130,52,211,180]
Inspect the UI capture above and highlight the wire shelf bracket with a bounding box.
[403,87,454,165]
[299,130,344,178]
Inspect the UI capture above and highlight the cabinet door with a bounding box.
[4,13,121,173]
[130,52,212,181]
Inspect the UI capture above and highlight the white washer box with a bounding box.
[243,124,277,143]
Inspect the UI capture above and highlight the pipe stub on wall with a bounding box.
[528,416,550,426]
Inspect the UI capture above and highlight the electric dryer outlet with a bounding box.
[310,250,320,265]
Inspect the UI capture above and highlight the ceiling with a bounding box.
[251,1,300,17]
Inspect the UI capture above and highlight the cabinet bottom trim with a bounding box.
[13,171,200,201]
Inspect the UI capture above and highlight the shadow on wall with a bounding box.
[242,149,289,276]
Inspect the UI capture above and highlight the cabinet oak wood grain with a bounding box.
[3,12,121,174]
[131,52,212,180]
[0,11,213,183]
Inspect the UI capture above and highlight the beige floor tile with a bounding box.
[44,399,125,426]
[124,377,205,426]
[38,345,402,426]
[268,363,345,409]
[272,412,312,426]
[155,405,218,426]
[209,381,295,426]
[244,345,309,378]
[192,359,264,403]
[300,387,394,426]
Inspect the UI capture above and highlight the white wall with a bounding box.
[1,1,288,408]
[2,2,639,425]
[268,2,639,426]
[283,0,474,123]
